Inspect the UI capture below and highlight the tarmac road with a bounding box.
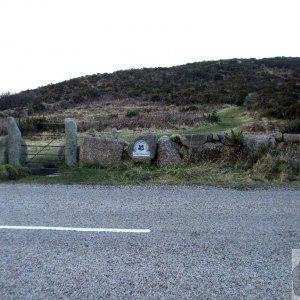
[0,184,299,299]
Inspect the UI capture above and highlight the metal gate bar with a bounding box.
[27,139,56,162]
[26,162,60,164]
[24,153,59,156]
[24,134,63,137]
[24,145,62,148]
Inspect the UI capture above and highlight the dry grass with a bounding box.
[24,134,65,163]
[33,99,218,132]
[20,104,284,144]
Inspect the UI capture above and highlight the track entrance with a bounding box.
[21,122,65,175]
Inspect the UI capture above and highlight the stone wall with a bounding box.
[1,115,299,169]
[78,132,300,167]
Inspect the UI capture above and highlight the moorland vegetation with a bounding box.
[0,57,299,121]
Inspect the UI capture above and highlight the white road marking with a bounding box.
[0,226,151,233]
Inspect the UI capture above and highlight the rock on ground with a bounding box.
[283,134,300,143]
[157,136,182,167]
[79,136,125,167]
[171,133,213,148]
[202,142,227,160]
[245,135,276,151]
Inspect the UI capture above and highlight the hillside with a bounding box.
[1,57,300,119]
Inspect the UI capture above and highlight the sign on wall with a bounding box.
[132,140,150,157]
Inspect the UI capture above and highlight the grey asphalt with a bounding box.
[0,184,299,299]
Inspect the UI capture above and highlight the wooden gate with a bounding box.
[21,122,65,175]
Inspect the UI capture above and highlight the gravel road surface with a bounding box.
[0,184,299,299]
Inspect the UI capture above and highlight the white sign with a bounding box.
[132,140,150,157]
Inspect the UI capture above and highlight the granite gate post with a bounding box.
[65,118,77,167]
[7,117,22,166]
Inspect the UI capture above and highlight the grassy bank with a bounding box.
[10,161,300,188]
[1,105,298,188]
[180,105,248,134]
[94,105,254,142]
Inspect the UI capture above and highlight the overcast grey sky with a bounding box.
[0,0,299,94]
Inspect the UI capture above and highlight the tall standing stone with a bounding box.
[111,128,119,139]
[7,117,22,166]
[65,118,77,167]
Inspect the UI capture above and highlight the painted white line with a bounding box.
[0,226,151,233]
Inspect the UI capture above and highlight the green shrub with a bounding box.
[280,119,300,133]
[33,101,46,111]
[243,92,258,107]
[283,103,300,119]
[127,89,142,97]
[39,122,64,132]
[0,111,8,117]
[263,107,282,117]
[150,95,161,102]
[19,116,47,134]
[0,164,29,180]
[126,110,139,118]
[225,130,245,149]
[19,117,64,133]
[207,111,220,123]
[73,87,100,103]
[109,113,118,118]
[0,165,9,180]
[179,105,198,112]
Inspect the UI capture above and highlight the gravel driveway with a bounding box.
[0,184,299,299]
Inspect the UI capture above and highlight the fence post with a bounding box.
[7,117,22,166]
[65,118,77,167]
